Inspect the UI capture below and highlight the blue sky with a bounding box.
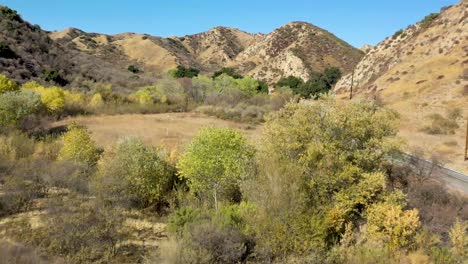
[0,0,459,47]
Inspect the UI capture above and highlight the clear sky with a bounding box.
[0,0,459,47]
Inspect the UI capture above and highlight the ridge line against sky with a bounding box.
[0,0,459,47]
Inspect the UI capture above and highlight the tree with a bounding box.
[0,74,18,94]
[275,75,303,90]
[235,76,259,97]
[245,98,402,254]
[170,65,200,78]
[94,138,175,208]
[58,123,100,166]
[177,128,255,210]
[212,67,242,79]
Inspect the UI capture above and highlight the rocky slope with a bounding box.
[48,22,363,85]
[334,1,468,173]
[232,22,363,83]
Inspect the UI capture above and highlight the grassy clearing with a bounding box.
[53,112,262,151]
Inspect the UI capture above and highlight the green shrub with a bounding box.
[420,13,439,29]
[42,69,67,86]
[94,138,176,208]
[392,29,404,39]
[0,90,41,131]
[168,207,201,234]
[127,65,140,73]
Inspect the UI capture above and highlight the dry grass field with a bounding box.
[53,112,262,152]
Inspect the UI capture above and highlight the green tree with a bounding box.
[0,90,40,131]
[58,123,100,165]
[94,138,175,208]
[212,67,242,79]
[177,128,255,210]
[245,98,402,254]
[275,75,304,90]
[170,65,200,78]
[0,74,18,94]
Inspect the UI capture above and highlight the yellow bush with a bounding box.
[449,218,467,258]
[0,74,18,93]
[89,93,104,108]
[366,201,420,249]
[23,83,66,112]
[64,90,86,107]
[58,123,100,165]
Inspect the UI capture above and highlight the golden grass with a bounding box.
[54,112,262,152]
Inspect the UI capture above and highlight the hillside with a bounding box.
[0,9,358,88]
[334,1,468,173]
[232,22,364,83]
[0,7,157,90]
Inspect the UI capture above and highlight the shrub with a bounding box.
[365,201,420,249]
[422,113,459,135]
[127,65,140,73]
[0,6,22,22]
[168,207,201,234]
[212,67,242,79]
[42,69,67,86]
[58,123,100,166]
[37,198,122,263]
[420,13,439,29]
[393,29,404,39]
[0,74,18,93]
[23,84,66,113]
[89,93,104,108]
[94,138,176,208]
[449,218,467,258]
[0,90,41,131]
[177,128,255,209]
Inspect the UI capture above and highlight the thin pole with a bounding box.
[349,69,354,100]
[465,118,468,161]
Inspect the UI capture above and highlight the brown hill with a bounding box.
[0,8,157,91]
[232,22,363,83]
[334,1,468,173]
[48,22,363,85]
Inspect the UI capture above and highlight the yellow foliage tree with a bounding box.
[0,74,18,93]
[58,123,100,165]
[23,83,66,112]
[89,93,104,108]
[366,201,420,249]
